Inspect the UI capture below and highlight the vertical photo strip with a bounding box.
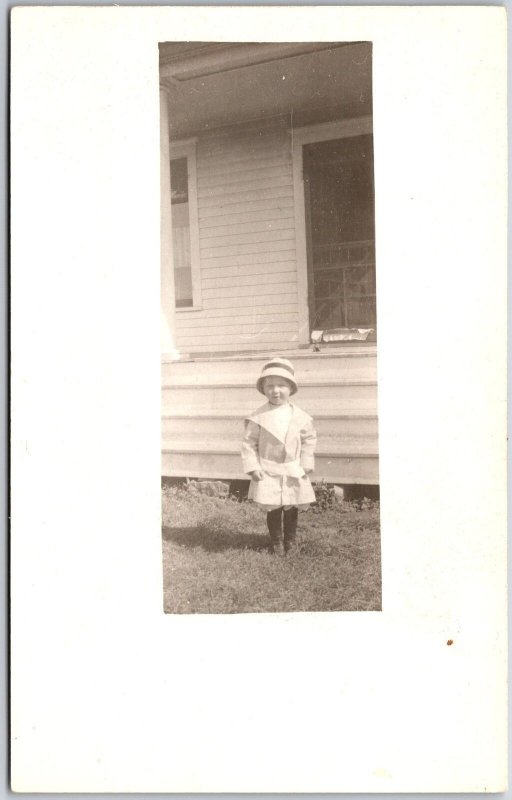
[159,42,380,614]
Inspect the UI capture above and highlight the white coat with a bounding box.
[241,402,317,508]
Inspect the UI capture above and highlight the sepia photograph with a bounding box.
[159,42,381,614]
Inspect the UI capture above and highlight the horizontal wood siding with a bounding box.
[175,307,298,323]
[199,206,294,229]
[200,250,297,270]
[199,197,294,220]
[175,120,299,354]
[200,292,298,311]
[202,270,296,290]
[201,261,297,282]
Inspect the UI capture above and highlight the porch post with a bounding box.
[160,86,179,358]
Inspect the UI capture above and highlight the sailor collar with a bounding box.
[245,402,312,445]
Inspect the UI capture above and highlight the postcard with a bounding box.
[10,6,507,792]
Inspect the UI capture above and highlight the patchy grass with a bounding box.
[162,486,381,614]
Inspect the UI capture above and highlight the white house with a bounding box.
[159,42,378,489]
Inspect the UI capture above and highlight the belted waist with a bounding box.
[259,458,305,478]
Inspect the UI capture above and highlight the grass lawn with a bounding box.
[162,485,381,614]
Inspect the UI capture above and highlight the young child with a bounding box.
[241,357,317,555]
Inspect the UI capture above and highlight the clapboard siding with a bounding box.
[197,164,292,190]
[198,185,294,210]
[199,206,295,229]
[200,240,296,261]
[199,198,295,221]
[176,313,298,331]
[200,227,295,250]
[199,217,295,240]
[198,146,290,165]
[201,292,298,311]
[198,174,293,201]
[202,270,298,290]
[176,306,298,322]
[174,120,298,354]
[200,250,297,270]
[201,261,297,281]
[177,320,298,336]
[202,280,297,300]
[197,159,292,185]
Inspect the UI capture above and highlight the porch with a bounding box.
[162,345,378,485]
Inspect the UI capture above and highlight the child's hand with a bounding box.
[251,470,264,481]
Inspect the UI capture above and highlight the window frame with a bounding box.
[291,116,373,343]
[169,137,202,311]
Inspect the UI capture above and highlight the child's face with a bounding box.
[263,376,292,405]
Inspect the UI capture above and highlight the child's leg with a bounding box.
[266,507,284,555]
[283,506,298,553]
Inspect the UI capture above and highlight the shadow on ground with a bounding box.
[162,525,270,553]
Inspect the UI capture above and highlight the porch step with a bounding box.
[163,378,378,411]
[162,441,379,485]
[162,410,379,441]
[162,347,377,383]
[161,346,379,484]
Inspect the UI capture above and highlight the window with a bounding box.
[303,134,376,329]
[291,116,375,342]
[169,140,201,309]
[170,157,192,306]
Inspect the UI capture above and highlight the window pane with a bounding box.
[346,297,376,327]
[172,206,191,269]
[175,267,193,307]
[170,157,188,204]
[170,157,193,306]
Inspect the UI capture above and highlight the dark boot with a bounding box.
[283,506,298,553]
[267,507,285,555]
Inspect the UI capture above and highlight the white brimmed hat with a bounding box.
[256,356,298,395]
